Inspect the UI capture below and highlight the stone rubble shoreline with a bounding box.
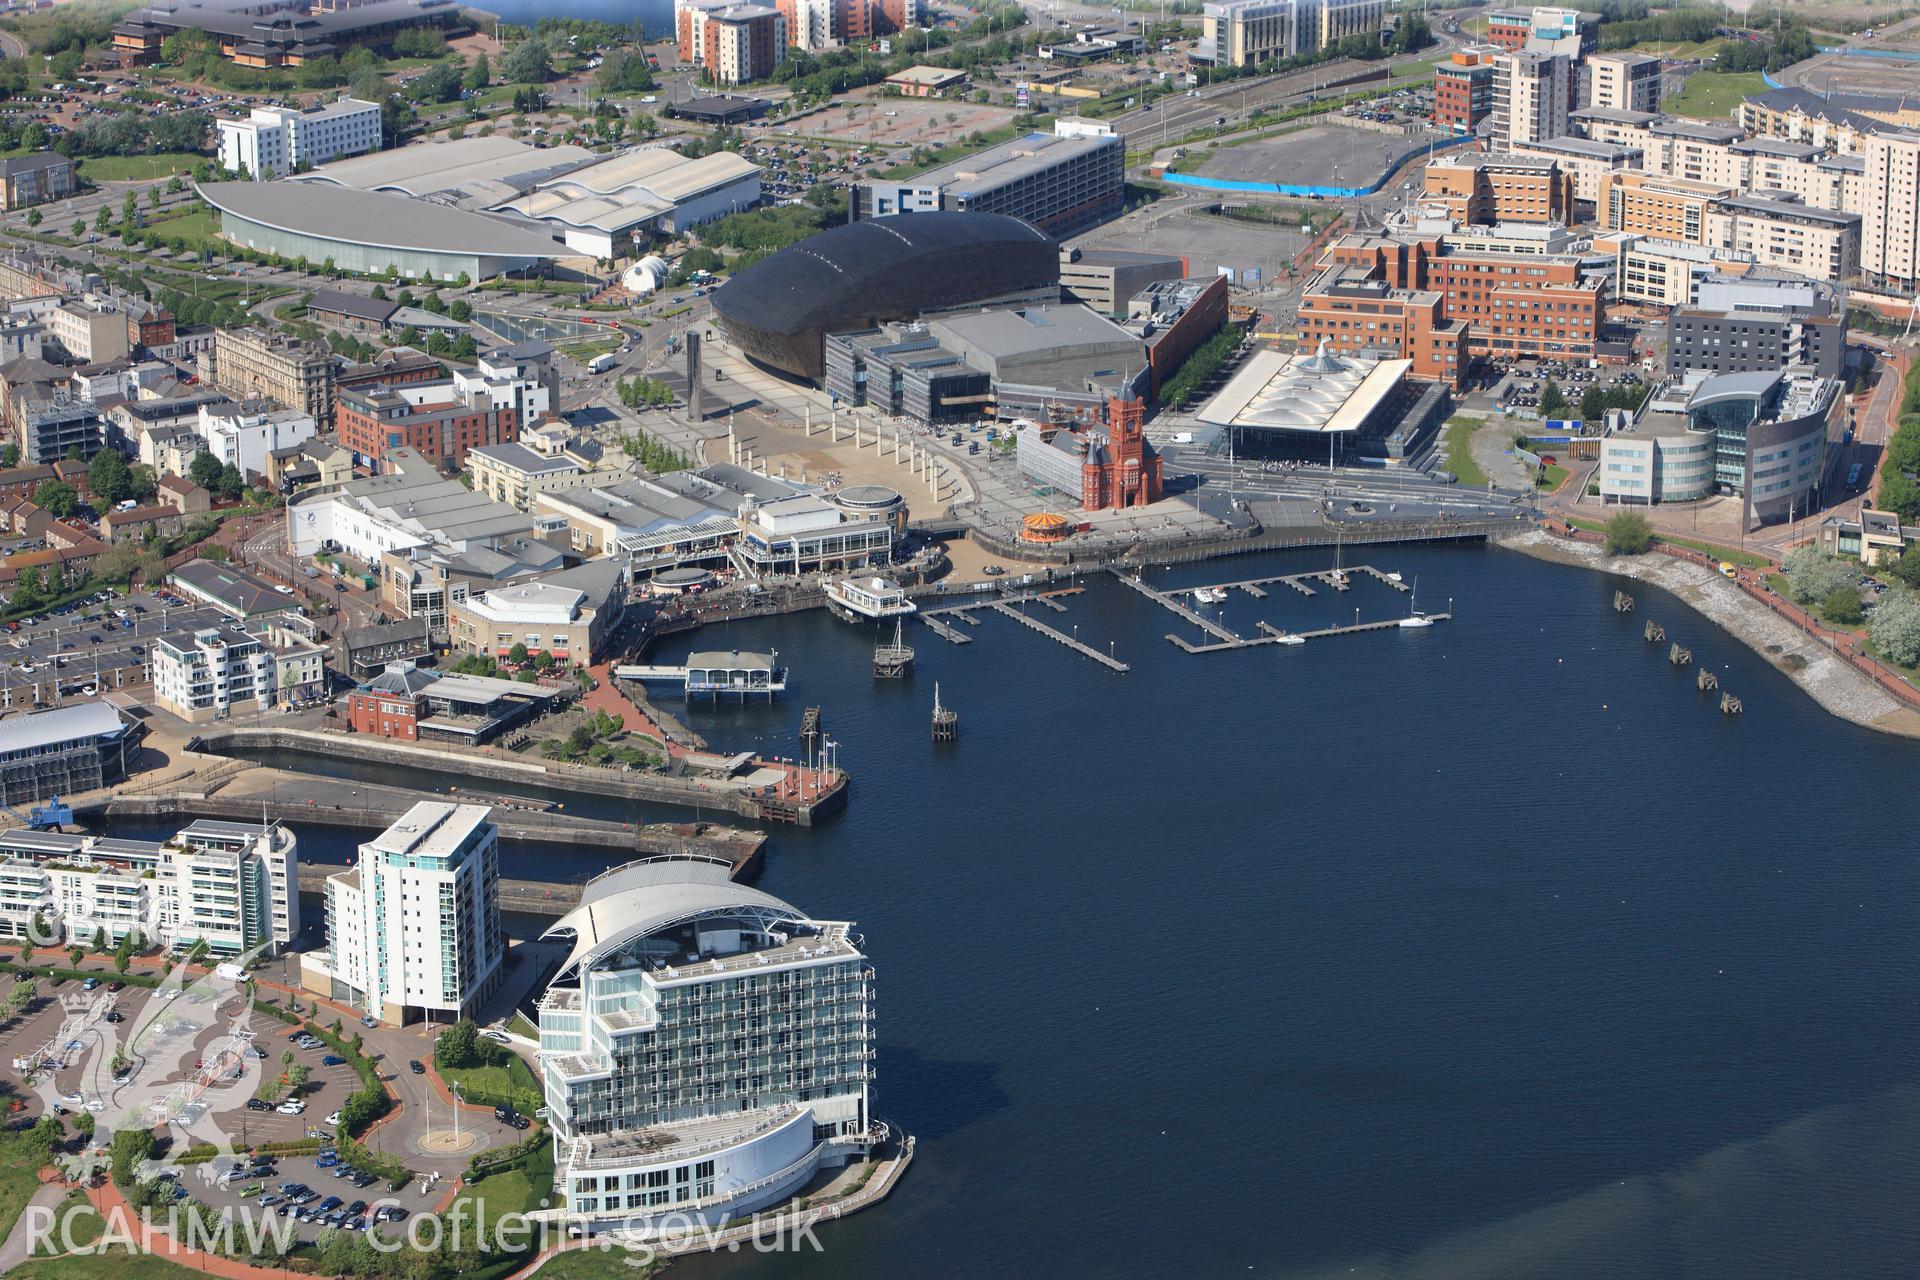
[1497,528,1920,740]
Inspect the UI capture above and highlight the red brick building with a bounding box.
[336,382,520,471]
[1296,277,1469,389]
[1137,274,1230,398]
[1434,50,1496,134]
[1317,233,1602,362]
[1485,9,1534,50]
[1081,398,1162,510]
[346,663,431,740]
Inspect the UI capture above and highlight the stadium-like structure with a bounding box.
[709,211,1060,380]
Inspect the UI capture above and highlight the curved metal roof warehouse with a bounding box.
[197,181,565,281]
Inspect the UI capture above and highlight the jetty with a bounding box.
[988,601,1129,672]
[1111,570,1239,643]
[1114,564,1439,653]
[1164,612,1453,653]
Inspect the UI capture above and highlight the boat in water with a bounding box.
[1193,587,1228,604]
[1399,576,1434,629]
[826,576,918,623]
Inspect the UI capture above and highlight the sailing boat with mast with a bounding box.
[1399,576,1434,628]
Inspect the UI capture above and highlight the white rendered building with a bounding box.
[304,802,504,1025]
[217,99,382,180]
[151,627,275,723]
[0,821,300,956]
[198,400,318,481]
[537,857,882,1231]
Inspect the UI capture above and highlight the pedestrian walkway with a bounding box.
[0,1179,69,1273]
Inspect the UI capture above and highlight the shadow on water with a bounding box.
[870,1044,1010,1145]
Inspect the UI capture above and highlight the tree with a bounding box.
[188,450,224,491]
[1539,380,1568,419]
[434,1019,480,1069]
[567,724,594,753]
[1878,470,1920,522]
[32,480,77,518]
[24,209,39,228]
[27,1113,64,1164]
[507,641,529,665]
[88,449,132,504]
[108,1127,154,1187]
[1869,587,1920,666]
[1889,423,1920,475]
[533,649,554,670]
[0,443,16,467]
[504,36,551,85]
[1823,584,1864,626]
[464,52,491,91]
[216,463,244,500]
[1890,543,1920,589]
[1782,542,1858,606]
[1602,510,1652,555]
[448,298,471,323]
[127,463,157,504]
[94,207,111,233]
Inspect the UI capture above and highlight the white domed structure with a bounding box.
[623,254,670,295]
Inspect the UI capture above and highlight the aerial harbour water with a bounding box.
[116,544,1920,1278]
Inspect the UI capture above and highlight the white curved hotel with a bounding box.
[537,857,881,1230]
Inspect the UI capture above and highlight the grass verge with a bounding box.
[1665,71,1767,120]
[1443,415,1489,488]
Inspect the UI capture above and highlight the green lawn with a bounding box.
[1443,416,1490,489]
[5,1252,208,1280]
[537,1248,666,1279]
[0,1125,55,1248]
[1537,463,1570,491]
[1625,37,1726,59]
[1666,71,1767,120]
[76,154,203,183]
[1566,515,1775,568]
[440,1053,542,1111]
[1655,534,1774,569]
[141,210,223,250]
[458,1164,545,1228]
[29,1190,99,1257]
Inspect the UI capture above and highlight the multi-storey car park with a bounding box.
[537,856,882,1232]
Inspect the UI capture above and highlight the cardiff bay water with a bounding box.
[122,544,1920,1278]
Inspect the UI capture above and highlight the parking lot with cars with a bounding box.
[0,583,232,704]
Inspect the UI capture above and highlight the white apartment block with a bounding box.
[1586,52,1660,114]
[789,0,834,50]
[0,821,300,957]
[151,627,275,723]
[537,857,880,1232]
[1494,52,1570,149]
[198,401,318,481]
[1859,131,1920,292]
[217,99,381,180]
[304,802,503,1025]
